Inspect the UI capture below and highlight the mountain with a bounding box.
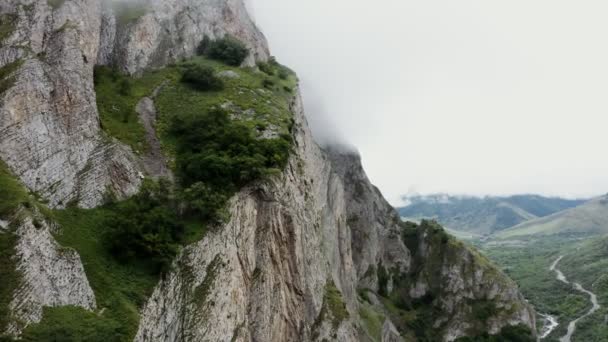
[494,195,608,239]
[398,194,585,235]
[0,1,535,341]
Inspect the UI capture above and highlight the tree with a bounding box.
[205,36,249,66]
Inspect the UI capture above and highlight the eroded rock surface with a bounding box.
[5,213,95,336]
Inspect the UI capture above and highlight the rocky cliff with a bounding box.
[0,1,535,341]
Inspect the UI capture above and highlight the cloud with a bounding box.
[250,0,608,204]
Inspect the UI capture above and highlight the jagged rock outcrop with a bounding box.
[1,1,536,341]
[134,92,535,342]
[5,212,95,337]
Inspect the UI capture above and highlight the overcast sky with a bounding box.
[250,0,608,205]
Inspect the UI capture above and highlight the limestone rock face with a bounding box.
[134,92,536,342]
[0,0,268,209]
[5,214,96,336]
[0,0,141,209]
[101,0,270,74]
[135,92,361,341]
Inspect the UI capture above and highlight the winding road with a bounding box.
[548,256,601,342]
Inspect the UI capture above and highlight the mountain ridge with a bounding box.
[398,194,586,235]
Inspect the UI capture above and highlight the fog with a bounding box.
[251,0,608,205]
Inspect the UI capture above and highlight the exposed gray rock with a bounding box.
[218,70,240,79]
[0,0,268,209]
[0,0,142,209]
[382,320,404,342]
[102,0,270,74]
[136,95,172,180]
[5,214,96,336]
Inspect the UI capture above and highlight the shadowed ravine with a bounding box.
[549,256,601,342]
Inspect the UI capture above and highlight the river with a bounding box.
[548,256,601,342]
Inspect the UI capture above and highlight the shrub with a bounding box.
[181,64,224,91]
[20,306,122,342]
[278,69,290,80]
[454,325,534,342]
[205,36,249,66]
[180,182,229,223]
[262,79,275,89]
[105,180,184,272]
[257,61,274,75]
[169,108,291,222]
[118,79,132,96]
[196,35,211,56]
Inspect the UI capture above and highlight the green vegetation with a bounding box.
[49,206,161,340]
[95,55,296,154]
[479,235,595,340]
[0,59,23,96]
[471,300,498,322]
[170,107,290,222]
[0,14,17,45]
[377,220,519,340]
[557,236,608,341]
[358,302,384,342]
[0,230,20,336]
[495,196,608,239]
[0,160,29,219]
[93,66,165,152]
[47,0,66,10]
[20,306,122,341]
[106,180,185,272]
[321,281,350,330]
[198,35,250,66]
[398,194,585,235]
[258,57,295,82]
[181,64,224,91]
[455,325,534,342]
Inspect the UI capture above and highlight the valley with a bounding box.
[400,194,608,341]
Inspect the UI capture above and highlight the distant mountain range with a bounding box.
[495,195,608,239]
[397,194,587,235]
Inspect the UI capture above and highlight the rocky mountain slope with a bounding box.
[1,1,535,341]
[398,194,585,235]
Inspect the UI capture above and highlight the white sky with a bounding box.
[250,0,608,205]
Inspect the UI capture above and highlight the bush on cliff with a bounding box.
[181,64,224,91]
[197,35,249,66]
[105,180,184,272]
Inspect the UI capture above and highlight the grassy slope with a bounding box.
[154,58,297,160]
[495,196,608,239]
[96,57,297,157]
